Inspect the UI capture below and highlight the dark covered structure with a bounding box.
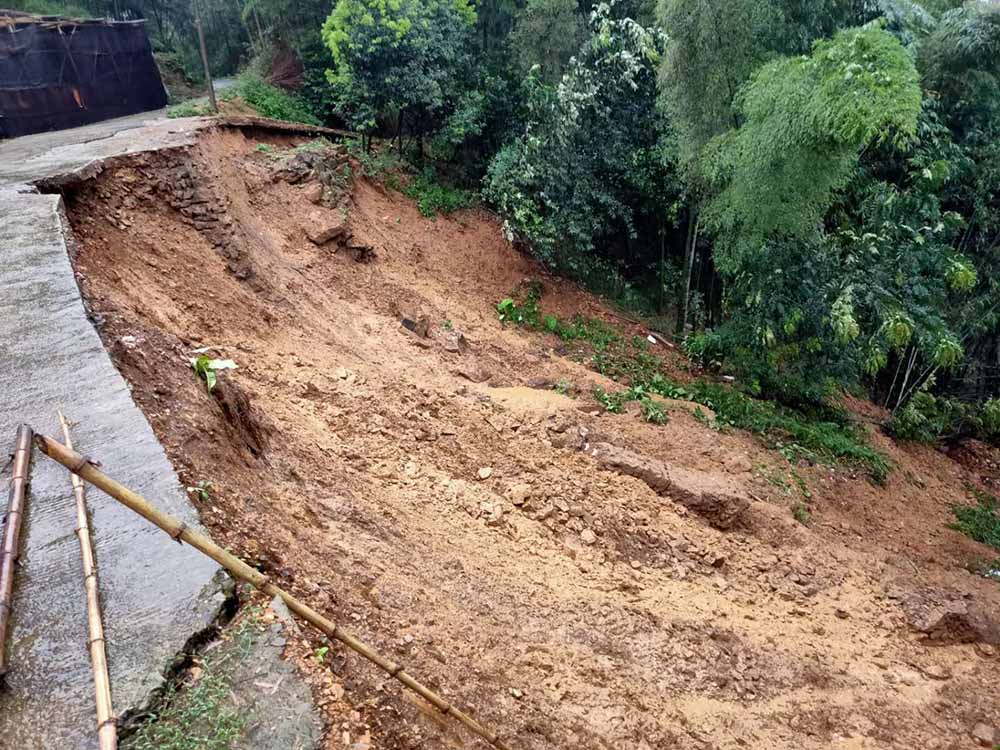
[0,11,167,138]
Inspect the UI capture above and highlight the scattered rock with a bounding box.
[896,587,1000,644]
[442,330,468,353]
[834,608,850,620]
[915,663,951,681]
[306,215,349,245]
[580,529,597,545]
[723,453,753,474]
[302,182,324,204]
[454,362,491,383]
[973,723,996,747]
[477,467,494,480]
[505,483,532,506]
[401,316,431,338]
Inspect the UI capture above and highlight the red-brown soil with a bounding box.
[63,129,1000,750]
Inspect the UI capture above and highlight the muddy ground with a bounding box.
[61,129,999,749]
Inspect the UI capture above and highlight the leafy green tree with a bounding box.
[485,2,677,280]
[509,0,587,84]
[322,0,477,140]
[656,0,781,169]
[692,24,927,402]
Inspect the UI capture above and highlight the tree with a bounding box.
[508,0,586,85]
[322,0,477,140]
[691,24,927,402]
[656,0,781,169]
[485,1,678,285]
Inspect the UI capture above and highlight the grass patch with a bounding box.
[167,100,214,118]
[234,74,320,125]
[497,282,890,482]
[122,611,261,750]
[951,489,1000,550]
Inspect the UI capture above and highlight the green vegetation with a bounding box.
[233,74,321,125]
[889,390,1000,444]
[190,356,237,393]
[123,612,263,750]
[500,284,890,481]
[186,480,212,503]
[403,170,477,217]
[167,101,215,119]
[951,489,1000,551]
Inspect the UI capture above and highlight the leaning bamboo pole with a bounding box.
[57,413,117,750]
[34,434,511,750]
[0,425,33,681]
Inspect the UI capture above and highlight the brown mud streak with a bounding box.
[61,127,1000,749]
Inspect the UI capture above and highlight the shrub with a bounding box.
[404,170,477,217]
[951,490,1000,550]
[235,74,320,125]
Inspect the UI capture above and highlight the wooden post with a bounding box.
[0,425,33,682]
[34,434,511,750]
[193,0,217,113]
[58,413,117,749]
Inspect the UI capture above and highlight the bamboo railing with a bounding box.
[58,413,117,749]
[34,433,510,750]
[0,425,33,681]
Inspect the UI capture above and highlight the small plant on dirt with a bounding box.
[313,645,330,664]
[496,281,544,328]
[640,398,668,425]
[593,386,628,414]
[951,489,1000,550]
[191,355,237,393]
[255,143,273,154]
[344,137,401,178]
[295,138,333,153]
[792,502,811,526]
[554,378,573,396]
[186,480,212,503]
[442,319,454,331]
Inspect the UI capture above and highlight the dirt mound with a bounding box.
[63,127,1000,750]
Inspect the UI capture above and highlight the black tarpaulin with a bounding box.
[0,13,167,138]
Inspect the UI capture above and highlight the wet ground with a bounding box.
[0,111,206,190]
[0,189,224,748]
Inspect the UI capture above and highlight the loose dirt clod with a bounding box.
[213,375,267,457]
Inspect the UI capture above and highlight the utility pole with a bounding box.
[193,0,217,112]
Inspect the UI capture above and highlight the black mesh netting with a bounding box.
[0,17,167,137]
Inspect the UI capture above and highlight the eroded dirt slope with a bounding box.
[64,129,999,750]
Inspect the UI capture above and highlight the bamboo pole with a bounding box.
[34,434,511,750]
[0,425,33,682]
[57,413,117,750]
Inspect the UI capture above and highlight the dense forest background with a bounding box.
[10,0,1000,443]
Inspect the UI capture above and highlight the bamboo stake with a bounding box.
[57,413,117,750]
[34,434,511,750]
[0,425,33,682]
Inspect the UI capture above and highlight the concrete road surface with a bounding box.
[0,113,223,748]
